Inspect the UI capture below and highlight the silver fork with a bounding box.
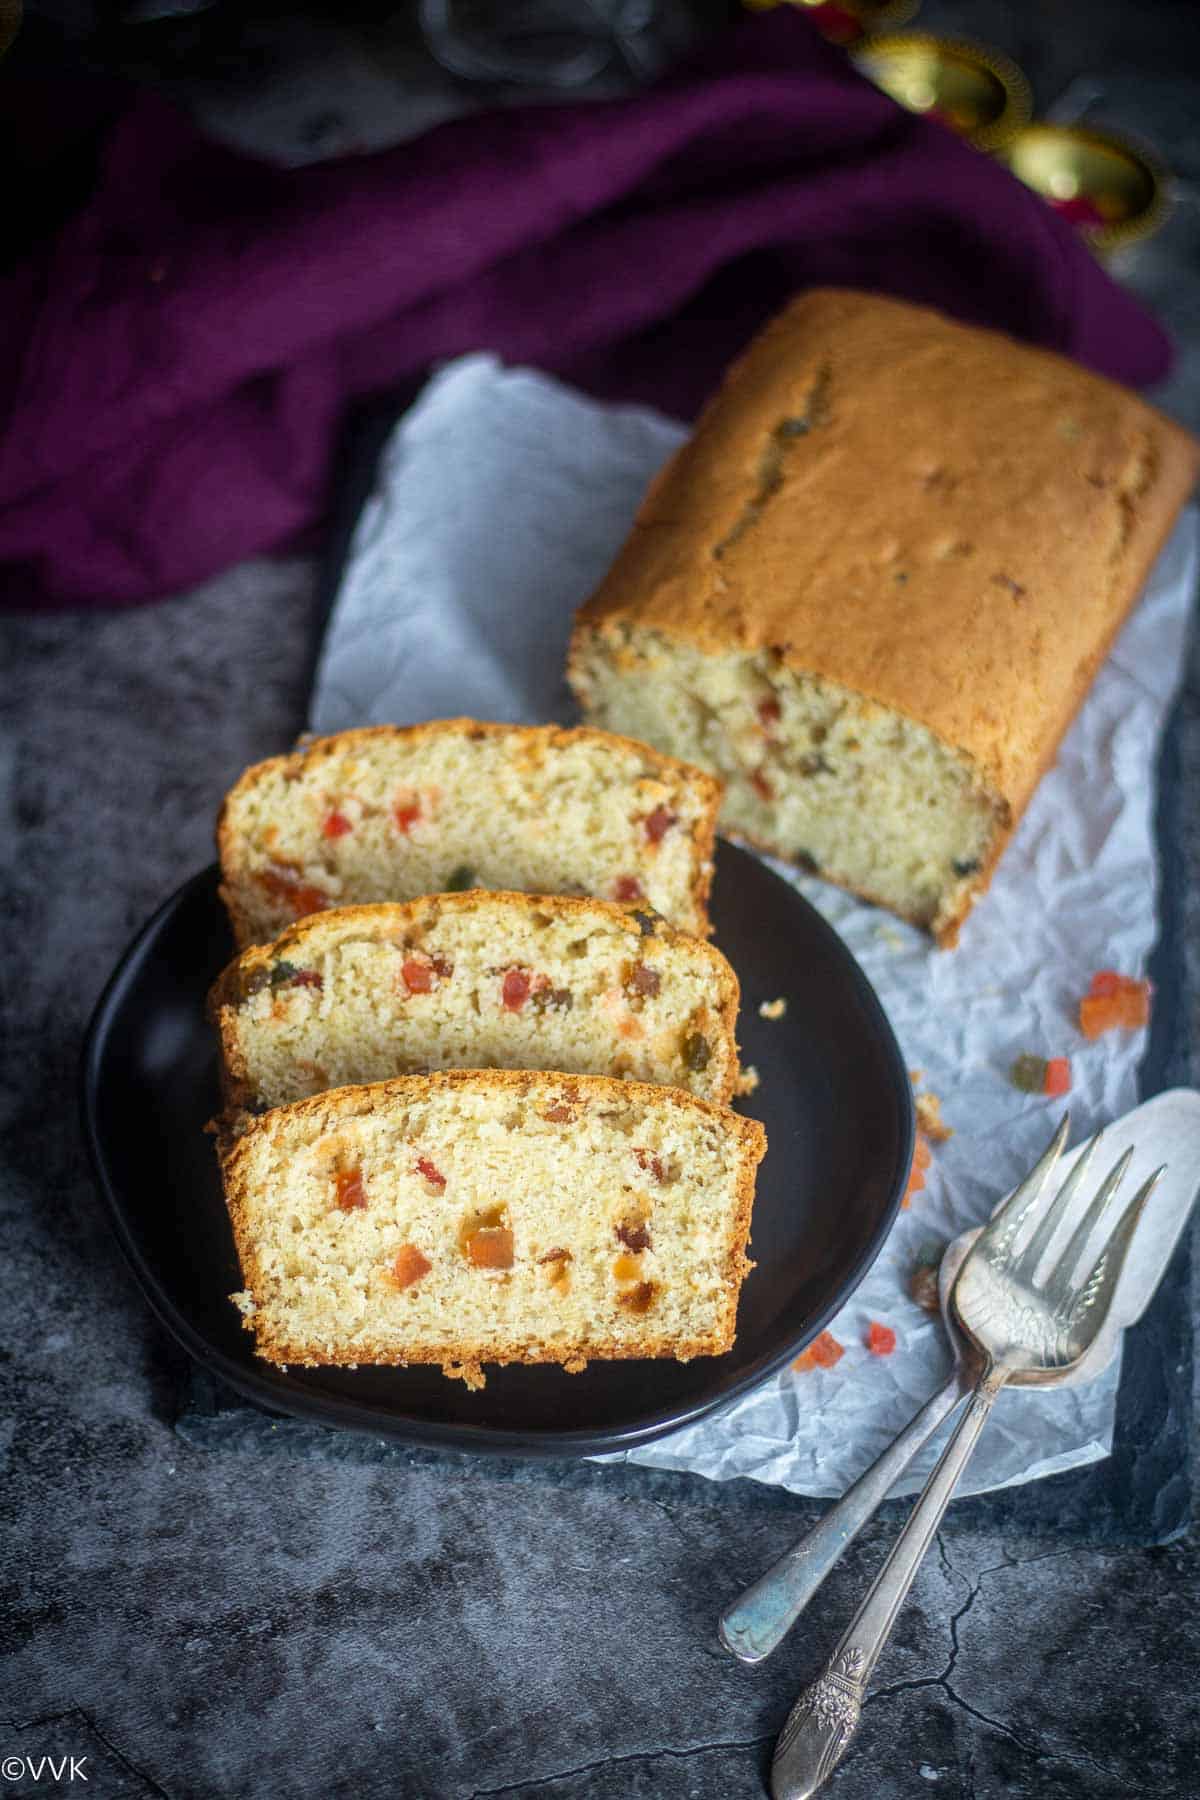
[770,1115,1163,1800]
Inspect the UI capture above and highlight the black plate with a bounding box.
[81,847,913,1456]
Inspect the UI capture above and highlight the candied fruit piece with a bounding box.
[750,768,773,802]
[758,695,781,730]
[612,1252,644,1282]
[866,1320,897,1356]
[616,1220,652,1252]
[793,1329,844,1372]
[290,969,323,990]
[335,1167,367,1212]
[629,963,661,999]
[444,866,475,892]
[260,866,328,919]
[401,958,434,994]
[1010,1053,1048,1095]
[393,794,422,834]
[633,1148,666,1184]
[466,1227,514,1270]
[538,1247,572,1264]
[322,809,352,839]
[682,1031,710,1072]
[1043,1057,1072,1097]
[542,1104,573,1122]
[502,969,532,1011]
[391,1244,431,1289]
[1079,972,1151,1038]
[614,875,644,903]
[643,805,677,844]
[415,1156,446,1190]
[901,1132,932,1209]
[618,1280,659,1314]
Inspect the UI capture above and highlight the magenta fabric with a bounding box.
[0,13,1172,610]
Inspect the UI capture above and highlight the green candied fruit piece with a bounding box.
[1009,1053,1048,1095]
[682,1032,711,1073]
[445,866,476,892]
[268,960,299,990]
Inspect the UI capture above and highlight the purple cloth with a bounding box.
[0,14,1171,610]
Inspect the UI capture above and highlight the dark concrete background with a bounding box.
[4,4,1200,1796]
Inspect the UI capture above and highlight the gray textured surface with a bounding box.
[4,8,1200,1799]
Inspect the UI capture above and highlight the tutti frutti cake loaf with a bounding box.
[217,719,722,946]
[222,1069,767,1389]
[209,890,742,1123]
[568,289,1200,946]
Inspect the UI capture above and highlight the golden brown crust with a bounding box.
[216,718,723,947]
[220,1068,765,1380]
[207,889,742,1123]
[571,290,1199,918]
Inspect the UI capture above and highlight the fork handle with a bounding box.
[719,1369,967,1663]
[771,1364,1009,1800]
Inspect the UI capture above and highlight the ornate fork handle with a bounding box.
[771,1365,1010,1800]
[720,1369,968,1663]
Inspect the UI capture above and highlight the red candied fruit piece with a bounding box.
[322,809,352,839]
[750,769,774,802]
[335,1167,367,1212]
[502,969,532,1011]
[401,958,434,994]
[866,1320,897,1356]
[794,1329,844,1373]
[391,1243,431,1289]
[643,805,677,845]
[291,969,323,990]
[614,876,644,903]
[415,1156,446,1190]
[1043,1057,1072,1097]
[260,867,329,919]
[393,796,422,834]
[1089,970,1122,999]
[758,696,782,730]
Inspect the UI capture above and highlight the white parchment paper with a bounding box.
[312,354,1198,1498]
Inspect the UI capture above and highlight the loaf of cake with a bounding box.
[210,891,741,1122]
[568,290,1200,945]
[217,720,722,947]
[223,1069,766,1386]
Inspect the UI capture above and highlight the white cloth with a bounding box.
[312,353,1198,1497]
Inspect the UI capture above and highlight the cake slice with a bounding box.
[222,1069,766,1386]
[217,720,721,947]
[568,290,1200,945]
[210,891,741,1123]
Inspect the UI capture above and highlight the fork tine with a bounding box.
[1053,1166,1164,1317]
[983,1113,1071,1249]
[1013,1130,1107,1283]
[1047,1143,1135,1290]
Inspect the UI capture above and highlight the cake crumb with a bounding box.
[758,997,787,1020]
[735,1064,761,1096]
[914,1090,953,1143]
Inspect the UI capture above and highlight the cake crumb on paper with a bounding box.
[758,997,787,1020]
[735,1065,760,1096]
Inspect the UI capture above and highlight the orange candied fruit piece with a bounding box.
[866,1320,897,1356]
[613,875,644,903]
[321,809,353,839]
[1079,970,1151,1039]
[335,1167,367,1212]
[391,1243,431,1289]
[901,1132,932,1208]
[793,1329,844,1373]
[466,1226,514,1270]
